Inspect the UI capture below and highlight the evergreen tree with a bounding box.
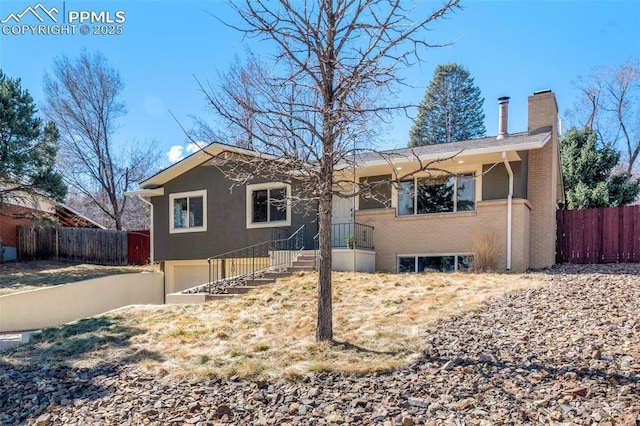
[0,70,66,204]
[561,127,639,209]
[409,63,486,146]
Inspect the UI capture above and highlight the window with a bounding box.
[398,174,475,216]
[398,255,472,273]
[246,183,291,228]
[359,175,392,210]
[169,190,207,233]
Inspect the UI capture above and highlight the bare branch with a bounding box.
[194,0,461,341]
[569,59,640,177]
[43,50,160,229]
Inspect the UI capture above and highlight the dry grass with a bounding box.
[0,261,147,296]
[5,271,545,380]
[471,228,501,271]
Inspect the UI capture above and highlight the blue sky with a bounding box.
[1,0,639,169]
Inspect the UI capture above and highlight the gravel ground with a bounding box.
[1,264,639,425]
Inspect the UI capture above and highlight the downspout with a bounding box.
[139,196,164,303]
[502,152,513,270]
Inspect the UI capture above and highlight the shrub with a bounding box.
[471,228,500,271]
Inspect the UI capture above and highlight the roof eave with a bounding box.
[124,188,165,197]
[360,134,551,168]
[138,143,276,189]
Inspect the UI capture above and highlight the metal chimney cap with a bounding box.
[498,96,510,102]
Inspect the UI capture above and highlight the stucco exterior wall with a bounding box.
[332,249,376,272]
[150,161,317,262]
[355,200,531,273]
[482,161,526,200]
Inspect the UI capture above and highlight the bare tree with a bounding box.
[202,0,460,341]
[43,50,159,230]
[64,188,150,230]
[569,59,640,176]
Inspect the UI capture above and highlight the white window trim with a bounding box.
[246,182,292,229]
[169,190,207,234]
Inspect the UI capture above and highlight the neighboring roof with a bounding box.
[55,203,106,229]
[0,192,106,229]
[356,131,552,166]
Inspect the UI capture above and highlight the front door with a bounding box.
[332,191,353,247]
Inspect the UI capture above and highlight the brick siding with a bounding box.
[356,199,532,272]
[526,91,559,268]
[0,204,44,248]
[355,91,560,273]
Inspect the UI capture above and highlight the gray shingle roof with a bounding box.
[356,131,551,164]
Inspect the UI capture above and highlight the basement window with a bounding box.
[170,190,207,233]
[397,254,472,273]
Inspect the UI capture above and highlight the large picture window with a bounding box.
[169,190,206,233]
[246,183,291,228]
[398,174,475,216]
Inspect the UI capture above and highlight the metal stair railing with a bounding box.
[312,221,375,269]
[207,225,306,287]
[331,222,374,249]
[313,232,319,269]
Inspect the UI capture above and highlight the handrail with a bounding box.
[331,222,375,250]
[313,232,319,269]
[207,225,306,289]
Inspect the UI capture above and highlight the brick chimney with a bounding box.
[528,89,558,135]
[526,89,560,270]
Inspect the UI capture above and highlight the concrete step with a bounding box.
[296,255,317,261]
[287,265,315,273]
[225,286,257,295]
[205,294,239,301]
[291,260,315,267]
[262,272,291,279]
[243,278,277,286]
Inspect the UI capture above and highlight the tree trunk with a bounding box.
[315,1,337,342]
[316,191,333,341]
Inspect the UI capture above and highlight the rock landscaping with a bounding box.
[1,264,639,425]
[182,276,247,295]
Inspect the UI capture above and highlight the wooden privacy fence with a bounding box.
[16,226,150,265]
[556,205,640,264]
